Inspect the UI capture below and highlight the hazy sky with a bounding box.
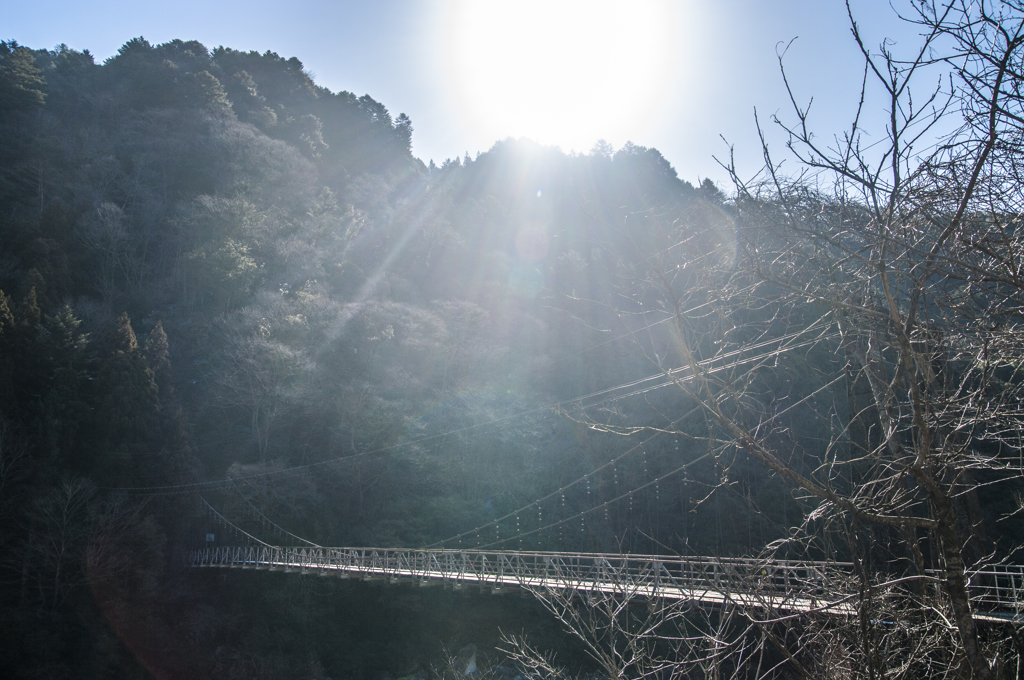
[3,0,927,187]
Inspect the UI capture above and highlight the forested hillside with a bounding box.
[2,11,1024,678]
[0,36,764,678]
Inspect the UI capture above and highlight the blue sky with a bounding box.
[2,1,927,187]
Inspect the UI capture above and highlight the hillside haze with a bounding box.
[2,21,1023,680]
[0,36,751,678]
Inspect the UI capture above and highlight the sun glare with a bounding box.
[439,0,682,152]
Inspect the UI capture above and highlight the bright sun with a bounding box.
[439,0,683,152]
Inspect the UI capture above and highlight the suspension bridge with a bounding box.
[189,500,1024,622]
[123,325,1022,624]
[189,545,851,612]
[187,544,1024,623]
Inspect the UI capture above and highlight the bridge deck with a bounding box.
[189,546,1024,622]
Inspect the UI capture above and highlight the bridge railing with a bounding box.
[188,546,1024,619]
[927,564,1024,618]
[188,546,850,601]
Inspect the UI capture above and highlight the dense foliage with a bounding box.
[0,36,766,679]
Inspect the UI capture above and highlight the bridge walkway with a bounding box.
[189,546,1024,622]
